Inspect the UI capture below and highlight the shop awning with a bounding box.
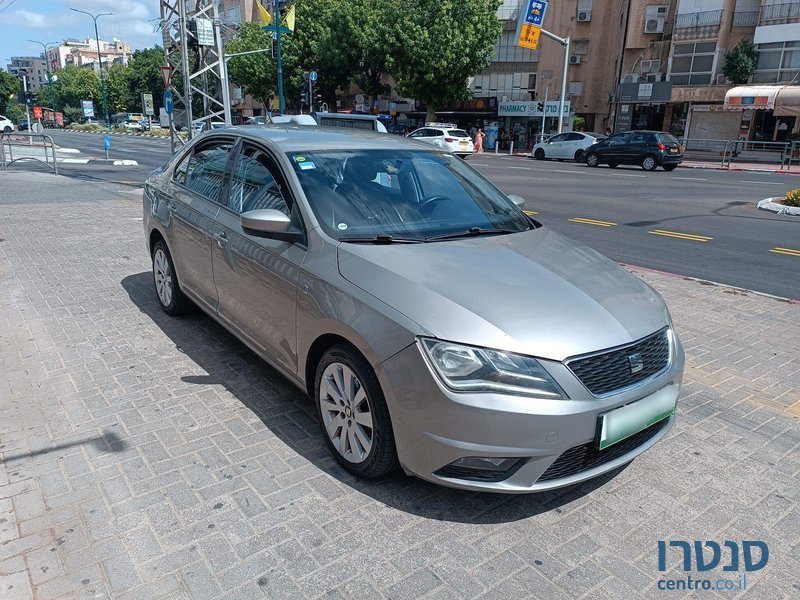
[774,86,800,116]
[724,86,780,110]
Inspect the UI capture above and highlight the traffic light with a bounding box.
[300,89,309,107]
[25,92,34,106]
[537,101,544,112]
[271,35,278,59]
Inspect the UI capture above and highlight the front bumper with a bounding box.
[375,335,684,493]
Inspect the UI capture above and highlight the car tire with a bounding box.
[641,155,658,171]
[534,148,545,160]
[608,162,619,168]
[585,152,599,167]
[315,345,398,479]
[574,149,585,163]
[152,240,191,316]
[663,164,678,172]
[2,126,10,133]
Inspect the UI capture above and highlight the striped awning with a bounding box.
[724,86,781,110]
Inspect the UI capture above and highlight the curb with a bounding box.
[679,163,800,175]
[756,197,800,216]
[61,158,139,166]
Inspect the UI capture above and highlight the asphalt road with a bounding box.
[47,131,800,299]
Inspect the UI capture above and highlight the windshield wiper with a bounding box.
[338,235,425,244]
[425,227,521,242]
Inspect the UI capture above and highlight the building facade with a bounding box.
[6,56,49,92]
[46,38,132,73]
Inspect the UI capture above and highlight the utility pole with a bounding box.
[70,8,112,128]
[274,0,285,113]
[22,72,32,145]
[540,29,570,133]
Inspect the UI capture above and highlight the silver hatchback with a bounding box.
[143,126,684,493]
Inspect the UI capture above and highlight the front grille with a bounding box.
[537,419,669,483]
[567,328,670,396]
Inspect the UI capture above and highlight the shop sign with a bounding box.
[498,101,570,117]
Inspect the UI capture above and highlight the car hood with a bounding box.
[337,228,671,361]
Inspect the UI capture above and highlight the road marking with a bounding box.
[507,166,531,170]
[568,217,617,227]
[739,180,783,185]
[553,169,586,174]
[470,163,491,166]
[673,177,708,181]
[611,173,648,178]
[523,209,539,216]
[770,247,800,257]
[649,229,713,242]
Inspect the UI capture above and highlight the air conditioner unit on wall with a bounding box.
[644,18,665,33]
[577,10,592,22]
[569,55,582,64]
[621,73,639,84]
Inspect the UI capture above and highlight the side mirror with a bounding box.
[241,209,303,243]
[507,194,526,209]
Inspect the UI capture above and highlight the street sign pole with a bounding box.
[274,0,285,113]
[22,74,32,146]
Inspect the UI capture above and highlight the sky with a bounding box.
[0,0,161,65]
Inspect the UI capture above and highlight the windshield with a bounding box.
[288,150,532,241]
[656,133,679,145]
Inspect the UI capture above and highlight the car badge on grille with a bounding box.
[628,352,644,374]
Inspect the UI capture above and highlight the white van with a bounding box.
[313,112,388,133]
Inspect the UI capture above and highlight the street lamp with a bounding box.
[28,40,59,125]
[70,8,112,127]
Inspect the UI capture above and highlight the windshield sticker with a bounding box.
[337,223,348,230]
[294,155,306,162]
[298,161,316,170]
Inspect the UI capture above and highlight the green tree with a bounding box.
[107,65,135,113]
[723,39,756,85]
[226,21,276,105]
[127,47,167,109]
[0,70,20,114]
[52,66,101,110]
[5,101,24,123]
[386,0,501,121]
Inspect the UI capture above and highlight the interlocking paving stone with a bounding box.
[0,172,798,598]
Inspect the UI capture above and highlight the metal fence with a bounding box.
[731,10,759,26]
[675,10,723,28]
[677,137,800,170]
[761,1,800,21]
[0,132,59,175]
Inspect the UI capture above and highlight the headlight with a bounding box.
[419,338,567,399]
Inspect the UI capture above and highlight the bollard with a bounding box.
[495,141,499,154]
[509,142,514,155]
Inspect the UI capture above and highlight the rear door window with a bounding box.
[180,141,234,203]
[630,132,649,144]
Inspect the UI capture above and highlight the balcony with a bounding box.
[732,11,759,27]
[675,10,722,29]
[760,1,800,24]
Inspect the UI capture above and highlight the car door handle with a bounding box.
[168,204,178,214]
[214,230,228,247]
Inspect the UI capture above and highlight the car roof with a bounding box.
[198,124,434,152]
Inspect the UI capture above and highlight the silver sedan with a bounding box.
[143,126,684,493]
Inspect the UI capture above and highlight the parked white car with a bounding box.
[407,123,474,157]
[0,114,15,133]
[531,131,606,162]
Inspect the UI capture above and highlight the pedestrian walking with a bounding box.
[474,128,485,153]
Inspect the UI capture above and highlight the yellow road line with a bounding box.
[649,229,713,242]
[568,217,617,227]
[770,247,800,257]
[523,210,539,215]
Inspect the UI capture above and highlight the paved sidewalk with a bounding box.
[0,172,798,599]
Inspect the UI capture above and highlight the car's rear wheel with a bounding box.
[315,345,398,478]
[152,240,191,316]
[574,149,585,162]
[534,148,545,160]
[585,152,599,167]
[663,164,678,172]
[641,155,658,171]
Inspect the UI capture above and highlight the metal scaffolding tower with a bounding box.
[159,0,231,147]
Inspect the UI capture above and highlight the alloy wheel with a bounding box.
[642,156,656,171]
[153,248,173,307]
[319,362,374,463]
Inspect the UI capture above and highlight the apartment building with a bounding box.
[6,56,49,91]
[46,38,132,74]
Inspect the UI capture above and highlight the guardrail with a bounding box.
[675,10,723,28]
[761,1,800,21]
[731,10,759,26]
[0,132,59,175]
[721,139,794,169]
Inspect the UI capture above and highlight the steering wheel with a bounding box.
[418,195,450,216]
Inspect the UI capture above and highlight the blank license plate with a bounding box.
[460,141,468,147]
[670,148,678,153]
[597,384,678,450]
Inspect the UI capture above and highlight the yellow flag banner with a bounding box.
[257,1,272,27]
[282,4,295,32]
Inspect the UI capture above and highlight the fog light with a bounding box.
[434,456,527,482]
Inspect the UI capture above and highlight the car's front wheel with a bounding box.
[641,155,658,171]
[152,239,191,315]
[534,148,545,160]
[315,345,398,478]
[585,152,599,167]
[2,126,11,133]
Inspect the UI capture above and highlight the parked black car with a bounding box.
[18,118,30,131]
[584,130,683,171]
